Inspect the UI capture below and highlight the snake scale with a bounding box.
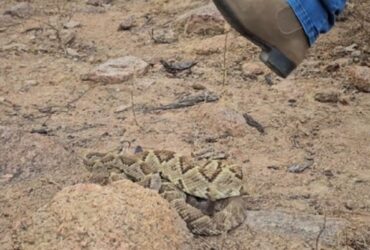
[83,150,247,236]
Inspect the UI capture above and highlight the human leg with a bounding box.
[287,0,347,45]
[212,0,347,77]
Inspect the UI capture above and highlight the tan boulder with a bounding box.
[15,181,192,250]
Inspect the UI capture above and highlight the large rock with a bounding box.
[15,181,192,250]
[0,126,90,249]
[83,56,150,84]
[192,210,355,249]
[175,3,226,35]
[246,210,349,247]
[347,66,370,93]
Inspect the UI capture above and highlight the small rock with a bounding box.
[267,165,280,170]
[160,59,197,75]
[344,201,356,210]
[333,46,345,56]
[175,3,226,35]
[325,58,350,73]
[363,45,370,53]
[323,170,334,177]
[4,2,33,18]
[334,58,350,67]
[20,80,39,92]
[138,79,156,88]
[344,43,358,53]
[0,174,14,184]
[151,29,178,44]
[63,20,81,29]
[86,0,112,6]
[118,16,135,31]
[192,83,207,90]
[346,66,370,93]
[114,104,130,113]
[288,159,314,173]
[83,56,150,84]
[314,90,341,103]
[66,48,80,57]
[325,62,340,73]
[351,50,361,58]
[264,74,275,85]
[242,62,265,77]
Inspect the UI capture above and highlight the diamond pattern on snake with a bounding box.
[83,149,247,236]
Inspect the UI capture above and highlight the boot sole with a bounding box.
[213,0,296,78]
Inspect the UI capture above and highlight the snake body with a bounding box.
[84,150,247,236]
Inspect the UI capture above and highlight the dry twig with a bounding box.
[130,72,143,129]
[222,31,229,86]
[315,216,327,250]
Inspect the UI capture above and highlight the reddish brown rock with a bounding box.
[242,62,265,77]
[175,3,226,35]
[15,181,192,250]
[83,56,150,84]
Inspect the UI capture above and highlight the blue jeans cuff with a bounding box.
[287,0,318,46]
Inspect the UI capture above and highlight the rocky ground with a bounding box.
[0,0,370,249]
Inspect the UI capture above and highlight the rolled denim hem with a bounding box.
[287,0,318,46]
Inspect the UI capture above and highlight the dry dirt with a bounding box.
[0,0,370,249]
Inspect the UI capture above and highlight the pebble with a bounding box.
[66,48,80,58]
[346,66,370,93]
[288,160,314,173]
[118,16,135,31]
[151,29,178,44]
[314,90,341,103]
[63,20,81,29]
[242,62,265,77]
[351,50,361,58]
[115,105,130,113]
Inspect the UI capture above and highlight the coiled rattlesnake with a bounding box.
[83,150,247,236]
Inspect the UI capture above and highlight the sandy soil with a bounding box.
[0,0,369,249]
